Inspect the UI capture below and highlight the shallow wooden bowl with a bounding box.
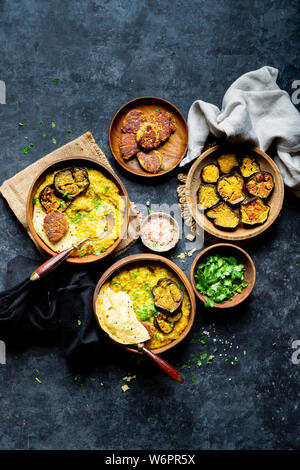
[26,156,130,264]
[109,96,188,178]
[185,145,284,242]
[93,254,196,354]
[190,243,256,308]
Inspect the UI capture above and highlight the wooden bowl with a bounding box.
[140,212,180,252]
[26,156,130,264]
[190,243,256,308]
[109,96,188,178]
[185,145,284,242]
[93,254,196,354]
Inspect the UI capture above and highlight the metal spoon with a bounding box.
[30,213,115,281]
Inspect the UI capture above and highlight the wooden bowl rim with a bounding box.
[26,155,130,264]
[140,211,180,252]
[185,145,284,241]
[109,96,188,178]
[190,243,256,308]
[93,253,196,354]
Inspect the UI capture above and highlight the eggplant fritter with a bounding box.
[39,184,70,213]
[121,109,147,134]
[136,122,161,150]
[43,211,69,243]
[137,150,162,174]
[149,110,176,142]
[54,167,89,199]
[119,133,139,160]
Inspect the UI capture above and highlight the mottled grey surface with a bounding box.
[0,0,299,450]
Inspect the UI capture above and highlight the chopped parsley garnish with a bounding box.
[51,122,55,128]
[52,78,60,82]
[33,196,38,206]
[195,254,248,307]
[93,198,101,210]
[52,138,56,145]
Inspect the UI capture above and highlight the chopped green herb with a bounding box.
[18,122,24,127]
[243,350,247,357]
[191,373,196,382]
[52,78,60,82]
[51,122,55,128]
[35,377,42,384]
[40,120,43,125]
[52,138,57,145]
[77,320,81,326]
[33,196,38,206]
[49,353,54,358]
[67,128,72,134]
[195,254,248,307]
[42,132,47,137]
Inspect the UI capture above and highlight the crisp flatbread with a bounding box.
[96,286,150,345]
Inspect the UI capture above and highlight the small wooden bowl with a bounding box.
[109,96,188,178]
[190,243,256,308]
[26,156,130,264]
[185,145,284,242]
[140,212,180,252]
[93,253,196,354]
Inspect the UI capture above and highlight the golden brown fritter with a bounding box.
[119,133,139,160]
[136,122,161,150]
[43,211,69,243]
[121,109,147,134]
[137,150,162,173]
[149,110,176,142]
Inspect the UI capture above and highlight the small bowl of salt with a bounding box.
[140,212,180,252]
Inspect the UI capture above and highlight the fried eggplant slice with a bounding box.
[217,174,245,205]
[246,171,274,199]
[206,202,239,231]
[43,211,69,243]
[152,278,183,314]
[217,153,239,174]
[119,133,139,160]
[201,163,220,183]
[39,184,70,213]
[239,155,260,178]
[154,312,174,334]
[136,122,161,150]
[149,110,176,142]
[198,183,220,210]
[54,167,90,199]
[137,150,162,174]
[121,109,147,134]
[240,197,270,226]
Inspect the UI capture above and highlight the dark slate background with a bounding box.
[0,0,299,450]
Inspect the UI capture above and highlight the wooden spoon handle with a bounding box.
[30,247,74,281]
[141,346,184,384]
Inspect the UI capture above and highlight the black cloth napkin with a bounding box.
[0,255,106,359]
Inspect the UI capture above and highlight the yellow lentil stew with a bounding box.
[105,262,191,350]
[33,167,125,257]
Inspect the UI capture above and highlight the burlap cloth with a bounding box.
[0,131,139,258]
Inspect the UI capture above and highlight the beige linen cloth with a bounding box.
[0,131,139,258]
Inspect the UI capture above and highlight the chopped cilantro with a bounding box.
[51,122,55,128]
[18,122,24,127]
[52,138,57,145]
[195,254,248,307]
[52,78,60,82]
[77,320,81,326]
